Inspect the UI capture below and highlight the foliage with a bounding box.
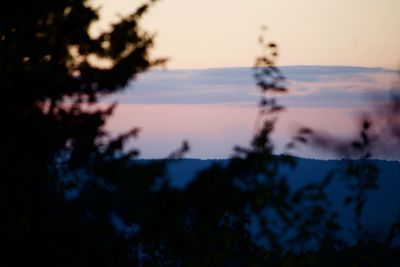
[1,1,399,266]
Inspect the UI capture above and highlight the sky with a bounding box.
[86,1,400,159]
[103,66,400,159]
[91,0,400,69]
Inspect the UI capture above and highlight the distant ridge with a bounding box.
[159,157,400,244]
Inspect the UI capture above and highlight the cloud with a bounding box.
[102,66,400,159]
[102,66,397,108]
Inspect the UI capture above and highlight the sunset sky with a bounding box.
[92,0,400,69]
[90,0,400,159]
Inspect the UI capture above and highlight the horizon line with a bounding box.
[135,156,400,163]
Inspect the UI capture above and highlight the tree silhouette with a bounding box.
[1,0,166,265]
[1,0,399,266]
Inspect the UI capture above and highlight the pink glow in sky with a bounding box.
[98,66,399,159]
[105,103,365,159]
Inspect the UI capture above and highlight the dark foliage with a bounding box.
[1,1,399,266]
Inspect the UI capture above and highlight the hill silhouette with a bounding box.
[166,157,400,243]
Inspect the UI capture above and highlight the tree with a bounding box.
[1,0,166,265]
[1,0,399,266]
